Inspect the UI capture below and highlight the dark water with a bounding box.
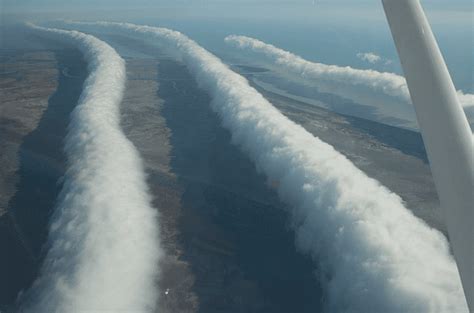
[158,59,323,313]
[0,48,87,307]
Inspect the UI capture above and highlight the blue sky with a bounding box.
[1,0,472,91]
[2,0,473,11]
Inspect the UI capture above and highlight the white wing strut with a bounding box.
[382,0,473,309]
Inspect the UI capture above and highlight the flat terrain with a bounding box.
[121,57,323,312]
[247,74,443,233]
[0,50,58,216]
[0,47,87,307]
[0,35,445,312]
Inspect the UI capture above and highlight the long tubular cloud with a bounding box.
[224,35,474,110]
[66,21,469,312]
[20,24,161,312]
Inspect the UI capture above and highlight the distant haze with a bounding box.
[2,0,472,92]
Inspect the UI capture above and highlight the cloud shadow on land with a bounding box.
[158,58,324,312]
[0,48,87,307]
[80,21,465,311]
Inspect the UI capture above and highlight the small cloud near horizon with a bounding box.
[357,52,392,66]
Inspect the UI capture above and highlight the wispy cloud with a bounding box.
[357,52,393,66]
[357,52,382,64]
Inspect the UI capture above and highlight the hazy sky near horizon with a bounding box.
[1,0,472,91]
[2,0,473,13]
[2,0,472,27]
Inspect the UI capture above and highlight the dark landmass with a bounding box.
[121,54,442,312]
[121,57,324,312]
[0,49,58,307]
[243,72,443,233]
[0,48,87,308]
[119,57,199,312]
[0,33,445,313]
[0,51,57,215]
[157,59,323,313]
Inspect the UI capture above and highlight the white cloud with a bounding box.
[64,21,468,312]
[357,52,382,64]
[20,24,162,312]
[225,35,474,126]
